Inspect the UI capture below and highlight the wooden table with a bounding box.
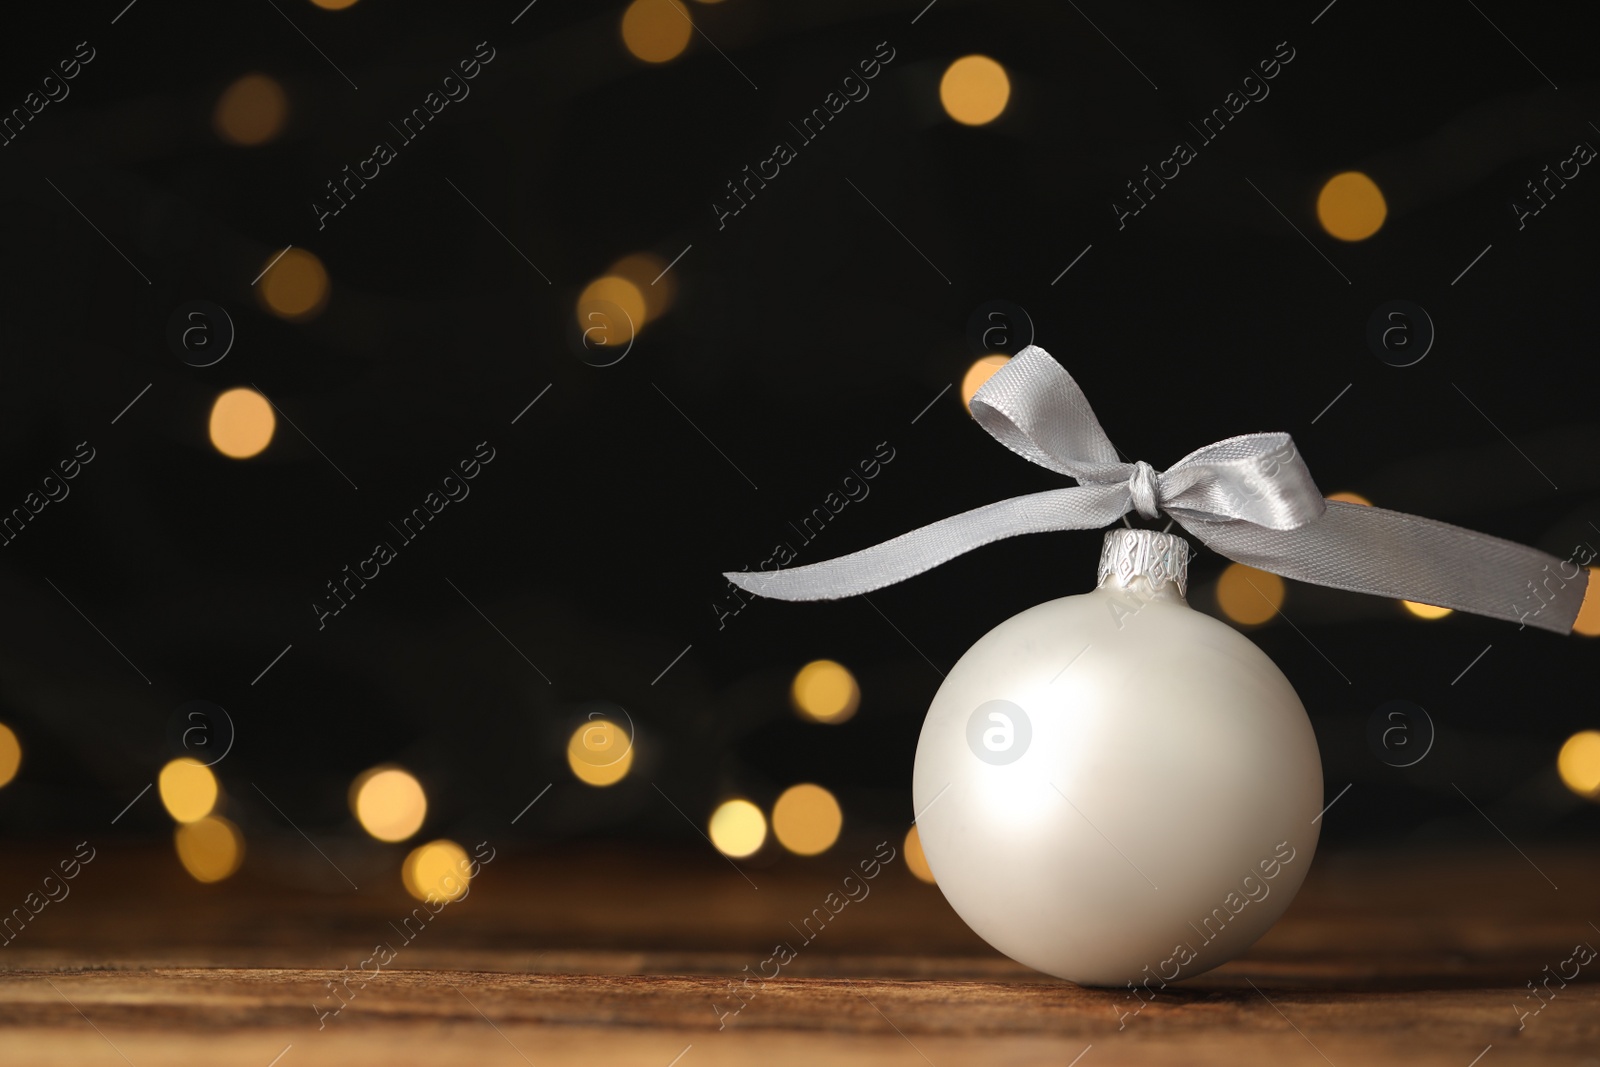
[1,841,1596,1065]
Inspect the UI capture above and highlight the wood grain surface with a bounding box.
[1,842,1596,1066]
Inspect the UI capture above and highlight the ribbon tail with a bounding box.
[723,485,1131,601]
[1182,500,1589,635]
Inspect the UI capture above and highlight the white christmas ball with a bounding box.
[912,531,1322,987]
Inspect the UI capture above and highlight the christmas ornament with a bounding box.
[724,346,1588,987]
[911,526,1320,985]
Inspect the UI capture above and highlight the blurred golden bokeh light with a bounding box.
[213,73,288,146]
[310,0,360,9]
[403,839,471,902]
[608,252,676,323]
[904,826,936,884]
[567,718,634,786]
[259,248,330,321]
[791,660,859,724]
[961,354,1011,413]
[940,55,1010,126]
[1401,600,1453,620]
[352,767,428,842]
[771,784,842,856]
[1326,491,1372,506]
[708,799,766,858]
[1216,563,1285,625]
[175,815,244,883]
[1557,731,1600,799]
[1573,567,1600,637]
[0,723,20,789]
[1316,171,1387,241]
[209,387,275,460]
[159,757,219,824]
[575,275,645,347]
[621,0,693,64]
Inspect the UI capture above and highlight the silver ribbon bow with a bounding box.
[724,346,1588,635]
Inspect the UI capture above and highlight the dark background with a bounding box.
[0,0,1595,879]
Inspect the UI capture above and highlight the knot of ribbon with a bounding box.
[724,346,1588,635]
[1126,461,1161,520]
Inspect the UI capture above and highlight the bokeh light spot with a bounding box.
[1573,567,1600,637]
[209,388,275,460]
[159,757,219,824]
[791,660,860,724]
[1557,731,1600,799]
[607,253,675,323]
[622,0,693,64]
[352,767,428,842]
[0,723,20,789]
[175,815,244,883]
[1217,563,1285,626]
[310,0,360,9]
[771,784,842,856]
[403,839,471,902]
[213,73,288,146]
[961,354,1011,413]
[567,718,634,787]
[1326,491,1372,506]
[1401,600,1453,620]
[575,275,645,343]
[709,799,766,858]
[940,55,1010,126]
[259,248,330,321]
[904,826,936,884]
[1317,171,1387,241]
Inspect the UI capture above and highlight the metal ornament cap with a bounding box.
[1098,528,1191,599]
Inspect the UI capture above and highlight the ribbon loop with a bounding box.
[724,346,1588,635]
[969,346,1122,478]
